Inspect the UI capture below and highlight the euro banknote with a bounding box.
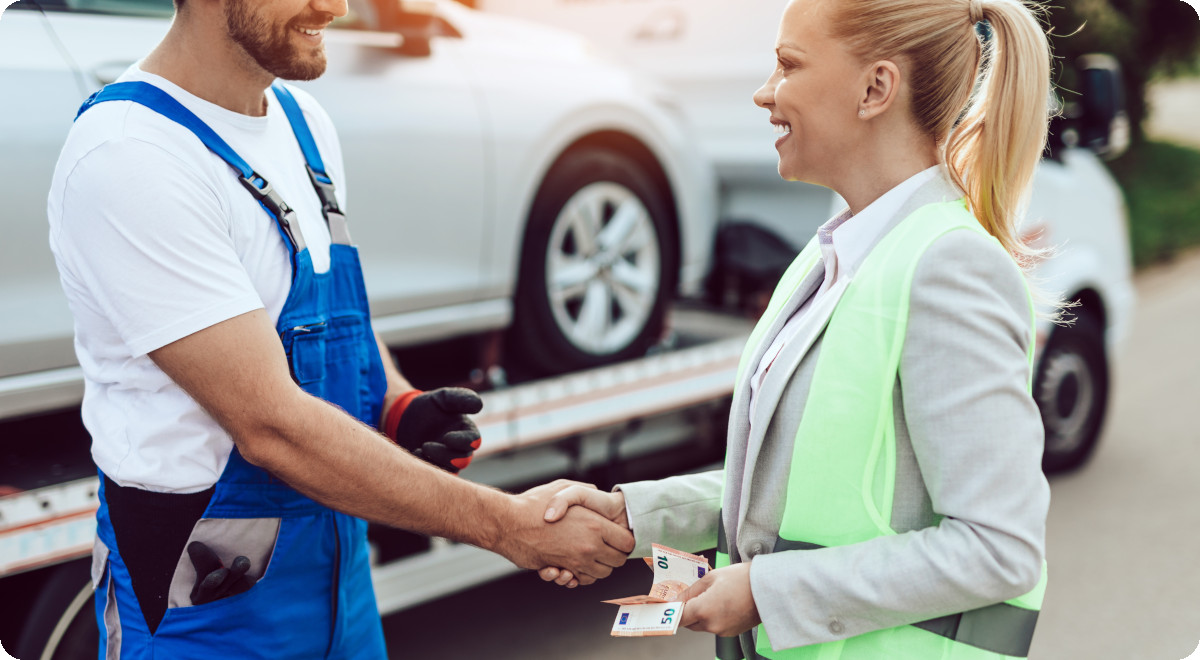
[611,601,685,637]
[606,544,710,637]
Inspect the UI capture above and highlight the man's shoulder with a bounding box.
[66,97,222,172]
[57,97,233,212]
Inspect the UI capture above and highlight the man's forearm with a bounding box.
[237,387,506,550]
[235,393,633,580]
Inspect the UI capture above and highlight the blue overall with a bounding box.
[78,82,389,659]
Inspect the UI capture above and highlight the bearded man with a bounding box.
[46,0,634,656]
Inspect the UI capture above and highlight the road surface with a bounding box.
[384,248,1200,659]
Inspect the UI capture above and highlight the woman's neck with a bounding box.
[835,125,940,216]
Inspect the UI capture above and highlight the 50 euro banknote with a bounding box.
[610,601,686,637]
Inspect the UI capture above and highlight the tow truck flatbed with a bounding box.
[0,306,752,611]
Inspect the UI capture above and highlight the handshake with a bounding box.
[491,481,762,638]
[492,481,632,588]
[379,390,626,585]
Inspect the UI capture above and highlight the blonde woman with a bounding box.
[541,0,1053,657]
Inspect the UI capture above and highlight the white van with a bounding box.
[469,0,1137,472]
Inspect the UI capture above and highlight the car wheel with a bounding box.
[1035,309,1110,473]
[15,558,97,660]
[510,148,678,376]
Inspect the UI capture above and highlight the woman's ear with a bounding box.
[858,60,902,120]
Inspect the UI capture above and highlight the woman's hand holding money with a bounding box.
[677,563,761,637]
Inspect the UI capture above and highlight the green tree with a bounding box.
[1045,0,1200,144]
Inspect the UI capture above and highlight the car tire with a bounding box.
[15,558,97,660]
[510,148,678,376]
[1035,308,1110,473]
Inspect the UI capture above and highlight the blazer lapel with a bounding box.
[722,259,825,552]
[737,277,849,527]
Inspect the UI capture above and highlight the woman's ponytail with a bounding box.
[944,0,1053,267]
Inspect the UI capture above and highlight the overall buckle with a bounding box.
[306,165,342,217]
[306,166,352,245]
[239,173,307,252]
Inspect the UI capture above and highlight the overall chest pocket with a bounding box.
[282,315,375,423]
[285,322,328,385]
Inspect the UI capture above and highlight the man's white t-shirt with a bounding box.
[47,67,347,494]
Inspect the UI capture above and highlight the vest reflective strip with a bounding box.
[772,538,1039,657]
[717,636,745,660]
[714,517,744,660]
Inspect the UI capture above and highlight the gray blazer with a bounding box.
[618,174,1050,655]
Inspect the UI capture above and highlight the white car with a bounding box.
[0,0,717,415]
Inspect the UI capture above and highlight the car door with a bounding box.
[0,1,143,383]
[0,1,175,389]
[297,0,490,339]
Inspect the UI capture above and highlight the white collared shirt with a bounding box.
[748,166,942,425]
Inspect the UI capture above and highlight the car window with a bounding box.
[10,0,174,17]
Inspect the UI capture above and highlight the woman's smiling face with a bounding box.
[753,0,867,186]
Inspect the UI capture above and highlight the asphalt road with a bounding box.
[1031,249,1200,660]
[384,249,1200,660]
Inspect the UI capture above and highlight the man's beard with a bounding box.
[225,0,328,81]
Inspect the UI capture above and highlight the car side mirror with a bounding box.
[374,0,457,58]
[1074,54,1130,160]
[395,31,433,58]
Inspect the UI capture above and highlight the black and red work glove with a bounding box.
[383,387,483,474]
[187,541,256,605]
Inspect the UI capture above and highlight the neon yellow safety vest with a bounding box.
[714,200,1046,660]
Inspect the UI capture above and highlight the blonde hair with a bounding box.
[827,0,1052,268]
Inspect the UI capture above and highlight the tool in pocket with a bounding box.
[187,541,258,605]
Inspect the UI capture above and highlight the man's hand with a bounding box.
[495,480,634,586]
[678,563,761,637]
[543,485,628,528]
[383,388,482,473]
[538,486,629,588]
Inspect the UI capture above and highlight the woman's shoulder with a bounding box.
[910,227,1033,337]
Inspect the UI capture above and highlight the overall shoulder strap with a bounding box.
[269,83,327,177]
[76,81,308,254]
[270,83,352,245]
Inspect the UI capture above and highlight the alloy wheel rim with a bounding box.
[545,182,661,355]
[1038,349,1095,454]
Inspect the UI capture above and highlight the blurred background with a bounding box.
[1,1,1198,658]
